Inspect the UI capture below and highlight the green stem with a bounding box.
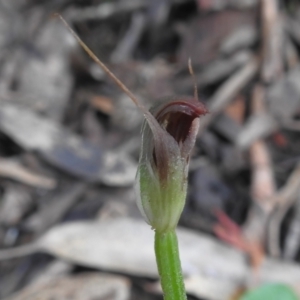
[155,230,187,300]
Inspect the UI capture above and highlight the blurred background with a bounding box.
[0,0,299,299]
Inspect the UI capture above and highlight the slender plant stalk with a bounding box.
[155,230,187,300]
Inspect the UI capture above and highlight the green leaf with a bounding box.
[241,284,298,300]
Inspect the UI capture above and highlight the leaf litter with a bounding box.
[0,0,300,299]
[0,218,299,300]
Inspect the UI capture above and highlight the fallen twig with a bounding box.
[261,0,283,82]
[268,163,300,257]
[0,157,56,189]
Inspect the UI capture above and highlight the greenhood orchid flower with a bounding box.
[136,97,207,233]
[56,15,208,299]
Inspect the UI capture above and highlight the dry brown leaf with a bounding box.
[90,95,114,115]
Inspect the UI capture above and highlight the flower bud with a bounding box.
[135,97,207,232]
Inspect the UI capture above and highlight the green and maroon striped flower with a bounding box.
[135,97,207,233]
